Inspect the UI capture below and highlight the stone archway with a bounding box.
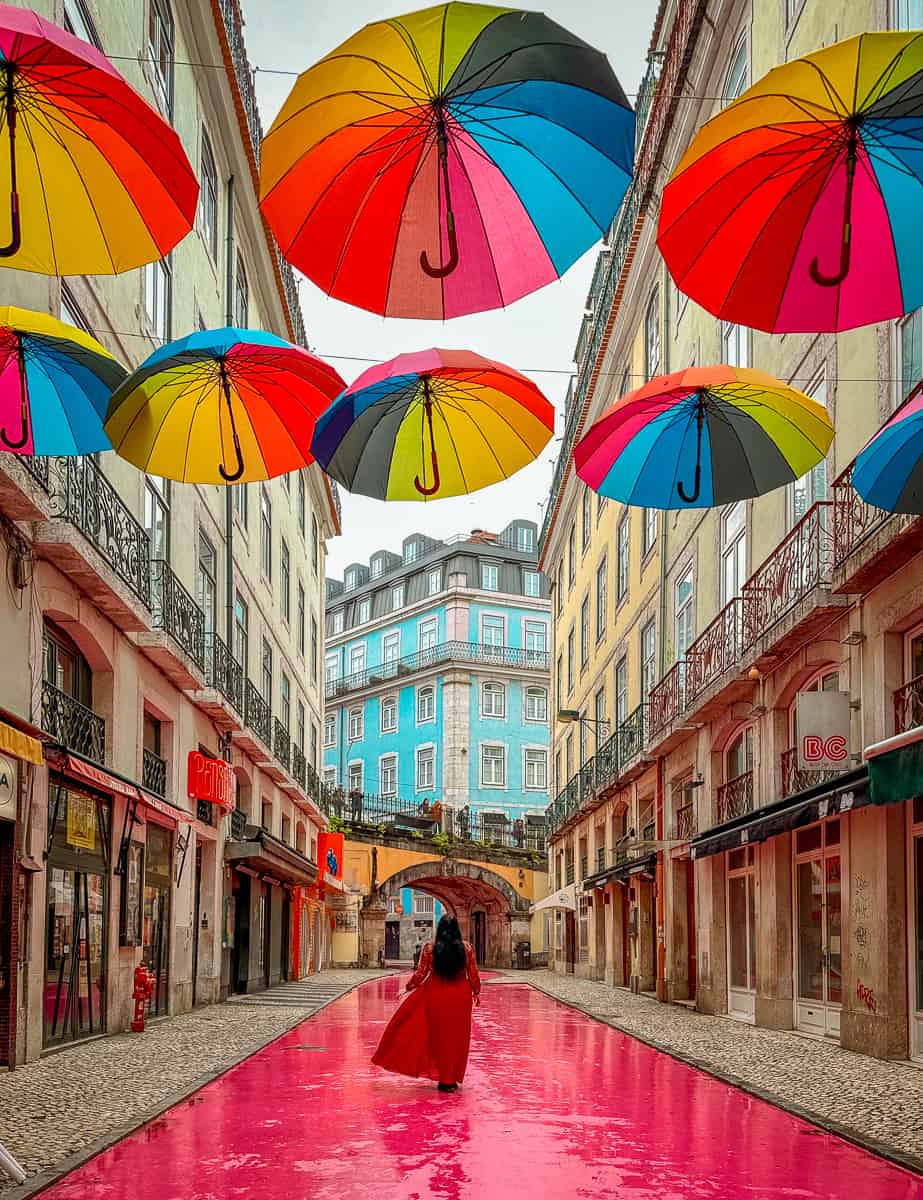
[371,859,531,968]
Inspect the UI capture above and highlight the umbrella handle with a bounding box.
[414,454,441,496]
[809,130,858,288]
[676,466,701,504]
[413,380,441,496]
[217,361,245,482]
[0,66,21,259]
[677,393,705,504]
[1,337,28,449]
[420,112,458,279]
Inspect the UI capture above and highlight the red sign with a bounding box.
[318,831,344,880]
[187,751,234,811]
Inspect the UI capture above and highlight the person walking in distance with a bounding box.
[373,915,481,1092]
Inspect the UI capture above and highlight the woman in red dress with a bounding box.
[373,915,481,1092]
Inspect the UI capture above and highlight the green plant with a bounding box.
[377,823,386,835]
[528,850,543,866]
[432,832,450,856]
[327,815,348,834]
[409,829,423,840]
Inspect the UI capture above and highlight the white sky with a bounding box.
[242,0,658,576]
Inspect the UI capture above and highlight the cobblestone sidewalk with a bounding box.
[511,969,923,1172]
[0,970,387,1196]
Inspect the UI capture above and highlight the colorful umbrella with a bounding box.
[573,367,833,509]
[104,330,345,485]
[259,3,634,319]
[853,390,923,515]
[0,3,197,274]
[0,306,125,455]
[658,32,923,333]
[311,349,553,501]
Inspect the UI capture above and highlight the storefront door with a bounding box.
[910,799,923,1060]
[473,910,487,965]
[385,920,400,961]
[142,825,171,1017]
[794,820,842,1038]
[726,846,756,1021]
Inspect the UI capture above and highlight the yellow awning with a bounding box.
[0,720,43,766]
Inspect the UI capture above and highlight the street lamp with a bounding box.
[556,709,610,747]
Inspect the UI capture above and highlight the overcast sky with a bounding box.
[242,0,657,576]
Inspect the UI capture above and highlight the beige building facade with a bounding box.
[542,0,923,1062]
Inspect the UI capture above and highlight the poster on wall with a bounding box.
[66,792,96,850]
[223,895,236,949]
[120,842,143,945]
[335,910,357,931]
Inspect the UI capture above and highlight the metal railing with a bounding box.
[565,861,575,885]
[292,744,307,789]
[831,463,890,567]
[21,454,49,489]
[618,704,645,767]
[716,770,753,824]
[325,640,550,698]
[273,718,291,772]
[41,680,105,763]
[205,632,244,715]
[596,845,606,872]
[579,854,588,879]
[229,807,248,839]
[684,598,740,707]
[648,662,682,742]
[780,747,846,798]
[46,456,151,605]
[142,748,166,797]
[674,802,697,841]
[150,560,205,670]
[895,673,923,735]
[245,681,272,747]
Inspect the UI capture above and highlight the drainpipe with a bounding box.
[655,272,669,1003]
[658,269,670,678]
[224,176,235,653]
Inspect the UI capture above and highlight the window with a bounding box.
[297,473,306,536]
[382,631,401,664]
[516,525,535,551]
[523,569,541,598]
[580,595,590,668]
[419,618,438,652]
[331,610,344,635]
[482,682,506,718]
[675,567,695,663]
[199,128,218,259]
[349,645,367,676]
[235,252,249,327]
[370,557,384,580]
[358,598,371,624]
[727,726,754,780]
[311,514,319,574]
[147,0,174,116]
[196,530,217,636]
[310,615,318,681]
[281,672,291,731]
[416,745,435,790]
[261,638,273,703]
[348,708,363,741]
[323,767,336,787]
[414,892,435,914]
[296,584,305,656]
[63,0,103,47]
[525,749,548,790]
[784,0,801,25]
[481,562,499,591]
[792,376,829,523]
[643,508,657,557]
[723,37,749,105]
[641,620,656,702]
[324,714,336,747]
[43,623,91,706]
[568,527,576,588]
[582,489,591,550]
[565,732,574,781]
[481,744,506,787]
[526,687,548,722]
[567,627,575,693]
[556,563,563,615]
[380,754,398,797]
[260,486,272,580]
[723,320,749,369]
[345,569,359,591]
[595,558,607,640]
[896,0,923,28]
[597,492,608,521]
[391,583,405,610]
[615,657,628,726]
[280,539,291,623]
[234,592,249,671]
[234,483,248,528]
[310,720,317,767]
[524,620,547,658]
[324,653,339,688]
[617,515,629,601]
[404,541,419,564]
[417,686,435,724]
[644,289,661,380]
[721,501,747,603]
[595,688,607,732]
[143,258,171,341]
[144,476,169,562]
[556,654,562,706]
[481,614,504,649]
[380,696,397,734]
[348,762,363,793]
[426,568,441,596]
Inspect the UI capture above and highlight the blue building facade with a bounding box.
[323,522,551,836]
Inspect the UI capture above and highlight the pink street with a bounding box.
[40,978,923,1200]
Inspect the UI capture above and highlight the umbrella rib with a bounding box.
[25,338,84,453]
[111,366,214,466]
[429,381,546,459]
[335,383,419,489]
[708,398,760,500]
[385,22,437,97]
[443,129,506,304]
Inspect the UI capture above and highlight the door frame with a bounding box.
[726,846,756,1022]
[792,817,844,1038]
[908,799,923,1061]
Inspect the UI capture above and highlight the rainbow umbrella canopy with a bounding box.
[0,3,197,274]
[0,306,125,455]
[853,391,923,515]
[311,349,554,501]
[259,2,634,319]
[658,32,923,333]
[104,330,345,485]
[574,367,834,509]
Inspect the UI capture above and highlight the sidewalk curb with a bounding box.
[2,973,388,1200]
[519,976,923,1180]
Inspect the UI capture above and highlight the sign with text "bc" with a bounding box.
[187,751,234,810]
[796,690,850,772]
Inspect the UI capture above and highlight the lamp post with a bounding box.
[556,708,610,749]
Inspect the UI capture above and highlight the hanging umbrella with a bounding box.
[0,3,197,274]
[259,3,634,319]
[310,349,553,501]
[103,330,345,484]
[573,367,833,509]
[0,306,125,455]
[658,31,923,333]
[853,391,923,515]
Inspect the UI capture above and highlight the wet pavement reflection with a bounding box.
[41,976,923,1199]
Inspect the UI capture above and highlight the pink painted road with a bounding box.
[40,977,923,1199]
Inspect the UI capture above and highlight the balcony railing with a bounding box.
[229,807,248,839]
[895,674,923,735]
[142,748,166,797]
[565,861,575,885]
[41,680,104,763]
[245,681,272,746]
[832,463,890,567]
[596,845,606,872]
[648,662,682,741]
[292,744,307,789]
[325,640,550,699]
[150,560,205,670]
[46,456,151,605]
[205,632,244,715]
[273,718,291,772]
[618,703,645,767]
[21,454,49,489]
[594,731,619,789]
[780,747,846,799]
[674,802,697,841]
[685,598,740,707]
[716,770,753,824]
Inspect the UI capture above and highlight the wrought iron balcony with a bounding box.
[150,560,205,670]
[142,748,167,797]
[273,718,291,772]
[674,802,697,842]
[618,704,645,767]
[229,807,248,839]
[205,632,244,715]
[780,747,846,799]
[41,680,104,763]
[596,845,606,872]
[832,454,922,592]
[832,463,889,567]
[895,673,923,735]
[648,662,682,742]
[565,862,575,885]
[579,854,588,879]
[325,640,550,699]
[21,454,49,489]
[245,681,272,746]
[684,598,740,707]
[292,744,307,789]
[716,770,754,824]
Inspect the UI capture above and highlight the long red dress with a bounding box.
[372,942,481,1085]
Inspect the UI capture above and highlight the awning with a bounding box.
[59,753,140,800]
[530,883,577,914]
[867,727,923,808]
[691,769,868,861]
[0,719,43,766]
[225,827,319,887]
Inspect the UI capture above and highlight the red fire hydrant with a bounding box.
[130,964,154,1033]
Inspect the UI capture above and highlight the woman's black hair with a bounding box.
[432,914,466,979]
